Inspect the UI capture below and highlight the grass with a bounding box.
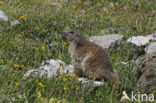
[0,0,156,102]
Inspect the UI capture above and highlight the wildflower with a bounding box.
[0,60,3,63]
[49,43,53,47]
[15,82,19,86]
[21,81,25,85]
[59,62,65,66]
[14,64,21,68]
[84,0,90,6]
[72,74,76,77]
[120,18,122,22]
[20,16,24,19]
[11,42,16,46]
[63,77,68,81]
[42,88,45,92]
[100,15,103,19]
[65,69,70,72]
[35,80,38,83]
[85,78,88,81]
[64,42,68,45]
[63,87,67,90]
[146,26,149,30]
[21,65,24,68]
[9,60,13,64]
[101,29,104,32]
[148,17,152,21]
[77,0,81,4]
[152,33,156,37]
[59,72,63,75]
[106,11,109,15]
[0,1,3,5]
[73,0,77,4]
[97,2,102,6]
[38,82,45,88]
[52,21,57,26]
[73,5,77,8]
[41,46,45,50]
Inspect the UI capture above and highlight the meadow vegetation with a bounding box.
[0,0,156,102]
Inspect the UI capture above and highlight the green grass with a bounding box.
[0,0,156,102]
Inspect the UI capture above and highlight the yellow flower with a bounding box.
[59,72,63,75]
[146,26,149,30]
[63,77,68,81]
[57,4,62,8]
[0,1,3,5]
[63,87,67,90]
[64,42,68,45]
[11,42,16,46]
[101,29,104,32]
[120,18,122,22]
[35,80,38,83]
[9,60,13,64]
[72,74,76,77]
[97,2,102,6]
[21,65,24,68]
[65,69,70,72]
[59,62,64,66]
[0,60,3,63]
[41,46,45,50]
[77,0,81,4]
[20,16,24,19]
[106,11,109,15]
[73,5,77,8]
[38,82,45,88]
[85,78,88,81]
[100,15,103,19]
[15,82,19,86]
[148,17,152,21]
[42,88,45,92]
[14,64,20,68]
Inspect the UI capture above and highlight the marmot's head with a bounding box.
[61,30,84,43]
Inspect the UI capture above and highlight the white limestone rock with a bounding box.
[145,42,156,56]
[11,20,20,26]
[127,36,150,46]
[89,34,123,51]
[0,10,8,22]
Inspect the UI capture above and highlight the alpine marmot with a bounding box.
[61,30,130,90]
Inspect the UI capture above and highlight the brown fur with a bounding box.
[61,30,131,91]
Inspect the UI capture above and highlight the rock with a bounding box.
[127,36,150,46]
[89,34,123,51]
[0,10,8,22]
[23,59,70,79]
[23,59,103,87]
[145,42,156,56]
[11,20,20,26]
[137,56,156,93]
[146,34,156,41]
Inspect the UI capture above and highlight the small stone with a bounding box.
[0,10,8,22]
[127,36,150,46]
[11,20,20,26]
[145,42,156,56]
[89,34,123,51]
